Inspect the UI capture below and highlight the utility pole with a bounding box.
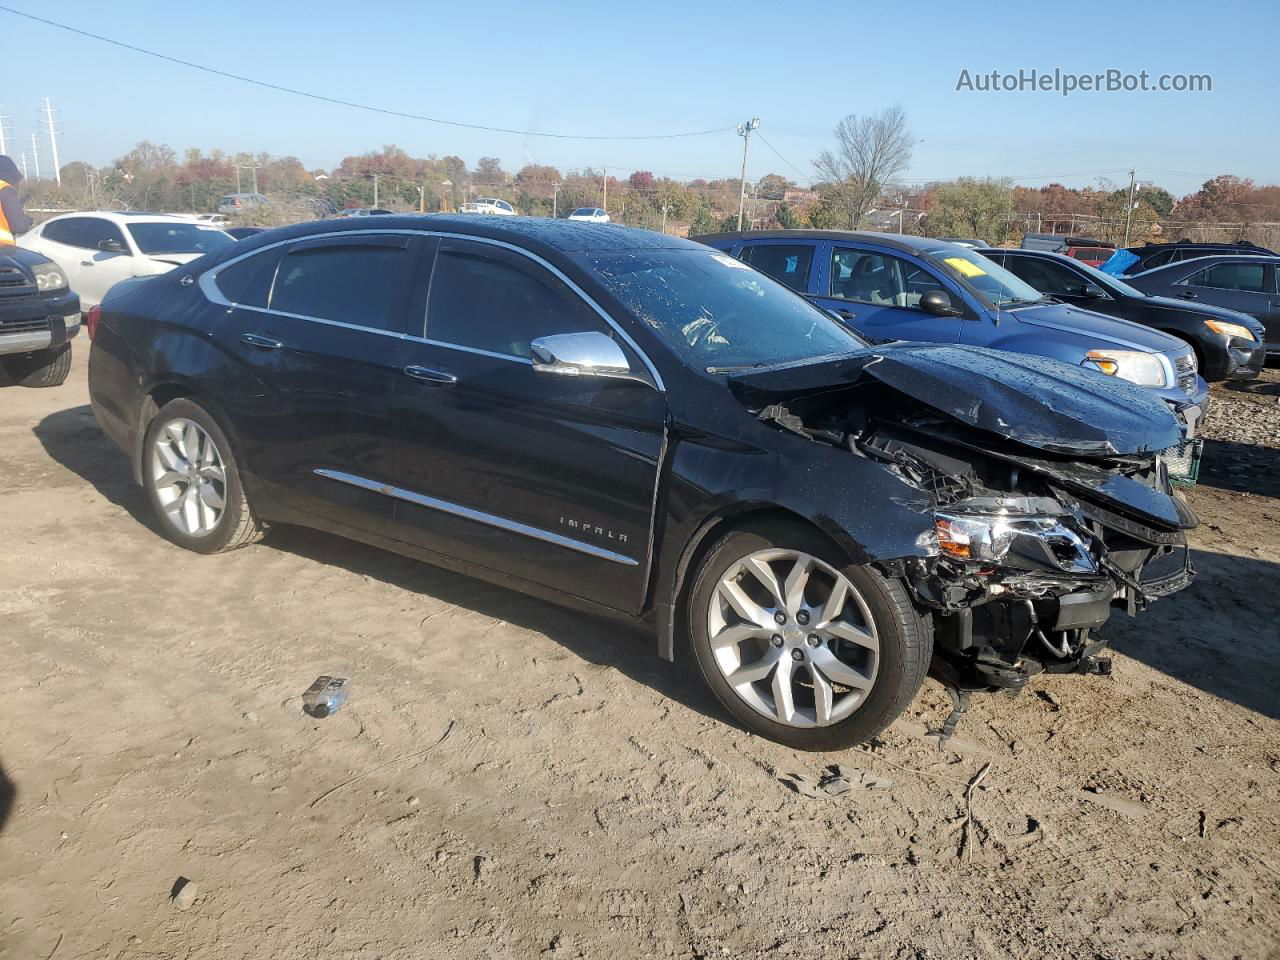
[553,182,560,218]
[601,169,607,214]
[371,173,380,208]
[735,117,759,231]
[0,108,10,156]
[19,153,28,178]
[234,163,262,196]
[661,204,670,234]
[897,194,907,235]
[43,97,61,185]
[29,132,41,179]
[1123,169,1138,245]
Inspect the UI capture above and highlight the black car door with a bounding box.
[387,236,667,614]
[1266,263,1280,352]
[247,232,422,538]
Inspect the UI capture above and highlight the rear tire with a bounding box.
[142,398,263,554]
[687,520,932,751]
[2,342,72,387]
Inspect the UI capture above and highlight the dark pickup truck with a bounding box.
[0,245,81,387]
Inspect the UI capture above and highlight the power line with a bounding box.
[0,4,735,142]
[755,132,809,181]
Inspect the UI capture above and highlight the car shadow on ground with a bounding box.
[1105,547,1280,722]
[34,406,1280,730]
[0,762,14,835]
[32,406,726,728]
[1196,439,1280,499]
[32,405,160,532]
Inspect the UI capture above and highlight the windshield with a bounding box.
[571,208,595,216]
[923,245,1045,307]
[127,223,236,256]
[585,248,865,372]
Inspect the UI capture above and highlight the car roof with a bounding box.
[1130,240,1275,253]
[43,210,202,224]
[1131,253,1280,276]
[692,229,952,256]
[226,214,698,256]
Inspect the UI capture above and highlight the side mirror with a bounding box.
[530,331,633,380]
[98,239,127,254]
[919,289,962,317]
[1082,283,1107,299]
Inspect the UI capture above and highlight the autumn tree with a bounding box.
[923,177,1013,243]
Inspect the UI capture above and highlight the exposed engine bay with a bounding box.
[732,346,1197,697]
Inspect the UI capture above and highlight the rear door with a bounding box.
[1266,263,1280,353]
[388,236,667,613]
[813,243,965,343]
[249,232,422,537]
[1174,260,1272,328]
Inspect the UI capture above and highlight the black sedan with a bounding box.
[87,216,1195,750]
[980,247,1267,381]
[1120,254,1280,359]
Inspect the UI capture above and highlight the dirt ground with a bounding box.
[2,349,1278,960]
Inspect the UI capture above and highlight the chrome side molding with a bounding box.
[314,468,638,567]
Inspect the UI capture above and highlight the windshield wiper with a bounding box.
[706,362,769,374]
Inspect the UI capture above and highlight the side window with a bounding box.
[739,243,814,292]
[1142,249,1175,269]
[1185,262,1267,293]
[42,217,89,248]
[78,218,129,252]
[426,241,607,359]
[269,240,411,331]
[1004,256,1086,295]
[214,251,280,308]
[830,248,944,308]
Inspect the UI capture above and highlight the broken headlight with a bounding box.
[934,513,1097,574]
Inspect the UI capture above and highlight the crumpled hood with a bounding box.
[1008,302,1182,353]
[730,344,1181,457]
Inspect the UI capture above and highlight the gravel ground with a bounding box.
[1,351,1278,960]
[1200,366,1280,499]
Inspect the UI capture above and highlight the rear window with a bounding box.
[738,243,814,292]
[270,242,410,331]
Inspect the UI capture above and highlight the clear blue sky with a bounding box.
[1,0,1276,196]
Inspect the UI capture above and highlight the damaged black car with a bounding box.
[86,217,1196,750]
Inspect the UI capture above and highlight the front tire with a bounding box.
[687,521,932,751]
[142,398,263,554]
[2,342,72,387]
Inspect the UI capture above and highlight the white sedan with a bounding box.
[19,212,237,310]
[567,207,610,223]
[458,198,516,216]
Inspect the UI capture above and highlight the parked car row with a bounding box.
[83,216,1198,750]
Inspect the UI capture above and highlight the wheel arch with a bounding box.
[652,503,869,662]
[131,379,238,486]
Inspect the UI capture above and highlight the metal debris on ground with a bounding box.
[782,764,894,799]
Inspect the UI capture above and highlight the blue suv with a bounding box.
[696,231,1208,428]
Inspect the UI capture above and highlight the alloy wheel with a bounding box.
[706,549,880,728]
[150,418,228,537]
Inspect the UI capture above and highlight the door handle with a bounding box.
[835,308,857,319]
[80,260,93,266]
[403,364,457,385]
[240,333,283,349]
[1177,290,1198,300]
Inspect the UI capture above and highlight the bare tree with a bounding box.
[813,106,914,229]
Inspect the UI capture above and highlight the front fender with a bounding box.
[648,427,937,659]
